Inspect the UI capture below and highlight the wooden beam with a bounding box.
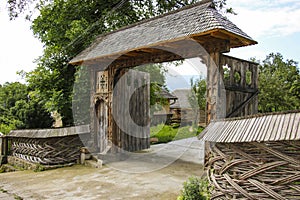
[225,86,258,94]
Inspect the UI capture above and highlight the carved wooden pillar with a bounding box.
[206,52,226,124]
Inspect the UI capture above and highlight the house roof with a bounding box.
[70,0,257,65]
[156,88,178,100]
[200,110,300,143]
[170,89,193,109]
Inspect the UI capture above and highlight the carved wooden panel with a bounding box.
[96,71,108,94]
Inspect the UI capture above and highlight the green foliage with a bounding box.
[177,177,212,200]
[150,124,204,143]
[0,82,53,134]
[258,53,300,112]
[189,77,206,111]
[34,164,45,172]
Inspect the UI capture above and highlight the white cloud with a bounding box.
[227,0,300,38]
[166,58,207,76]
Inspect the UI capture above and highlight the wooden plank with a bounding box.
[269,115,281,141]
[274,114,285,141]
[247,116,264,142]
[226,119,243,143]
[241,118,257,142]
[290,112,300,140]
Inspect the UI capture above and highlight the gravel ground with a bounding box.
[0,137,205,200]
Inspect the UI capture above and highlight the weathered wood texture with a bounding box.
[200,111,300,143]
[206,52,227,123]
[95,100,108,153]
[111,69,150,152]
[6,125,90,165]
[70,1,256,65]
[9,135,86,165]
[220,54,258,118]
[206,141,300,199]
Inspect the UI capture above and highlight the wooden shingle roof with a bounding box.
[8,125,90,138]
[200,111,300,143]
[70,0,257,65]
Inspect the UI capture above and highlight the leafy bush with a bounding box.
[177,177,211,200]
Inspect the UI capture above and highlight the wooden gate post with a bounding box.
[0,133,8,164]
[206,52,226,124]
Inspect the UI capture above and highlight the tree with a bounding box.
[258,53,300,113]
[189,77,207,111]
[0,82,53,133]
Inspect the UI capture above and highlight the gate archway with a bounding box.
[70,0,258,153]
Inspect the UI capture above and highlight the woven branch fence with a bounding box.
[206,141,300,200]
[9,135,84,165]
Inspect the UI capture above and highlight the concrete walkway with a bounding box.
[105,137,205,173]
[0,137,205,200]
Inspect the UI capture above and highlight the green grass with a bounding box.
[150,124,204,144]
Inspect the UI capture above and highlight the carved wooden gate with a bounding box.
[112,69,150,152]
[95,99,108,153]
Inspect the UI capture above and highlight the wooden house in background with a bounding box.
[170,89,206,126]
[152,88,177,126]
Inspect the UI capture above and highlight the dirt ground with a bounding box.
[0,137,205,200]
[0,161,203,200]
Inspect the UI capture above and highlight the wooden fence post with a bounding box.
[0,133,8,164]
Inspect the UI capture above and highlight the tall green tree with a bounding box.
[258,53,300,112]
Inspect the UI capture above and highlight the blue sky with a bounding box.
[1,0,300,84]
[226,0,300,63]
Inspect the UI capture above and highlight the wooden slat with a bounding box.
[257,115,272,142]
[290,112,300,140]
[274,114,285,141]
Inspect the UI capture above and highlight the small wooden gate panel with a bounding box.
[112,69,150,152]
[220,55,259,118]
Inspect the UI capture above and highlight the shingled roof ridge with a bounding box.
[92,0,214,40]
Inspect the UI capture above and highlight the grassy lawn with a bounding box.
[150,124,204,144]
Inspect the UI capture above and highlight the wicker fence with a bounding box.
[206,141,300,199]
[6,125,90,166]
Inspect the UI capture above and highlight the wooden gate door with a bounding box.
[95,99,108,153]
[112,69,150,152]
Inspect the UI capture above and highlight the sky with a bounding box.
[1,0,300,85]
